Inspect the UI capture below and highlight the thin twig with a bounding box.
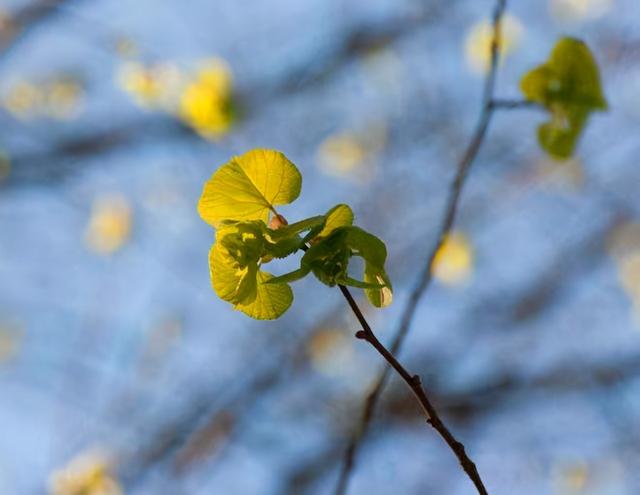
[335,1,510,493]
[289,226,490,490]
[489,99,538,109]
[338,285,488,494]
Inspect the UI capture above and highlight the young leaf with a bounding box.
[234,271,293,320]
[266,225,393,308]
[342,226,393,308]
[209,223,294,319]
[267,215,326,241]
[210,240,258,305]
[520,37,607,159]
[264,215,326,259]
[263,267,310,285]
[198,149,302,227]
[263,206,354,260]
[316,204,354,239]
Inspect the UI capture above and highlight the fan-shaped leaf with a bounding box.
[198,149,302,227]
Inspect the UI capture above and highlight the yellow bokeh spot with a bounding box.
[432,231,474,286]
[464,14,523,74]
[118,61,184,110]
[618,253,640,301]
[554,462,589,493]
[116,57,234,138]
[85,194,132,255]
[48,451,121,495]
[179,58,234,139]
[316,124,386,182]
[2,77,84,121]
[0,321,22,362]
[1,81,42,120]
[307,328,353,377]
[608,222,640,324]
[45,79,84,120]
[550,0,613,22]
[317,133,366,175]
[535,157,585,189]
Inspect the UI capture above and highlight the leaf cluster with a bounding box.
[198,149,392,319]
[520,37,607,159]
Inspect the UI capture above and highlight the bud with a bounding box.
[269,214,288,230]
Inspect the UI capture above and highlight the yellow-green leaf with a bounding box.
[209,223,294,319]
[235,271,293,320]
[198,149,302,227]
[520,37,607,159]
[209,239,258,305]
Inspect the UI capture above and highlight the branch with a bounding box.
[489,99,539,110]
[0,0,80,59]
[337,285,489,494]
[335,1,512,493]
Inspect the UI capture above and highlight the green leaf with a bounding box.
[198,149,302,227]
[262,235,304,260]
[263,215,326,259]
[263,267,310,285]
[266,225,393,308]
[262,206,354,261]
[341,226,393,308]
[316,204,354,239]
[268,216,326,239]
[209,222,293,319]
[220,221,265,266]
[520,37,607,159]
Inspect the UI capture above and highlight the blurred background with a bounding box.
[1,0,640,493]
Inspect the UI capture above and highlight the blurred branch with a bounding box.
[121,337,296,489]
[335,1,519,493]
[7,117,195,185]
[119,301,347,490]
[270,3,443,96]
[489,99,539,110]
[0,0,79,59]
[3,3,444,187]
[421,352,640,424]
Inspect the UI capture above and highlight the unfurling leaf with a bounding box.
[198,149,302,227]
[209,222,293,319]
[520,37,607,159]
[316,204,354,239]
[266,225,393,308]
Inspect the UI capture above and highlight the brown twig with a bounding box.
[335,1,511,493]
[338,285,488,494]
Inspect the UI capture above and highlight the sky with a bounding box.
[1,0,640,494]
